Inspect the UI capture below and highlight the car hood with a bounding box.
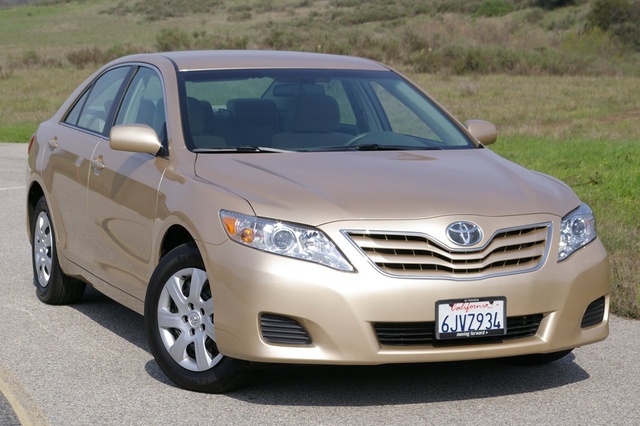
[194,149,579,225]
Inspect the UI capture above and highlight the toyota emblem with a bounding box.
[446,221,483,246]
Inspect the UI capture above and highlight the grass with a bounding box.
[0,67,92,142]
[0,0,638,318]
[490,137,640,318]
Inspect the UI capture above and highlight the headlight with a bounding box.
[220,210,354,272]
[558,203,597,261]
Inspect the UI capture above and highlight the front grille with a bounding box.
[345,223,551,279]
[581,296,606,328]
[374,314,544,346]
[260,314,312,345]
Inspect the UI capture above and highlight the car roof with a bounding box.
[120,50,391,72]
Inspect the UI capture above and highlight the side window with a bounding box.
[115,67,166,140]
[64,66,130,134]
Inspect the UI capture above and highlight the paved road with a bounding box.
[1,142,639,425]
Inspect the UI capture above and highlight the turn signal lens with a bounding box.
[240,228,255,243]
[222,216,237,234]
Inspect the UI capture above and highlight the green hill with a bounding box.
[1,0,639,76]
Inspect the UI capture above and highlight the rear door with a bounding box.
[41,66,132,269]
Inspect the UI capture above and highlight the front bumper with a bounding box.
[202,227,609,365]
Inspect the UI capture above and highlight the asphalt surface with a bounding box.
[1,142,639,425]
[0,392,20,426]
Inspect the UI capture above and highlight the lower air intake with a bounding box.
[374,314,543,346]
[581,296,606,328]
[260,314,312,345]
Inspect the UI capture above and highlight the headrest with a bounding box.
[187,97,205,134]
[227,98,278,124]
[292,95,340,133]
[272,83,325,97]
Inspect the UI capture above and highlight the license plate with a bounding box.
[435,297,506,340]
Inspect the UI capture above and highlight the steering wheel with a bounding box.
[344,132,372,146]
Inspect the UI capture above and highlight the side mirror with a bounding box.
[465,120,497,146]
[109,124,163,155]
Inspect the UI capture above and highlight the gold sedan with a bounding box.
[26,50,609,393]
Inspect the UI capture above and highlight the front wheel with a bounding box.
[144,243,252,393]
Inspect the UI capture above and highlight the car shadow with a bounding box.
[70,286,148,351]
[69,287,176,386]
[228,355,589,406]
[72,288,590,405]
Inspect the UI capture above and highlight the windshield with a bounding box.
[178,69,474,152]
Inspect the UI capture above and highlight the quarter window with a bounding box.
[64,66,131,134]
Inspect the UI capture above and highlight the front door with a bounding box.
[86,66,168,301]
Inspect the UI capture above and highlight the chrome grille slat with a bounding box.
[366,244,545,269]
[345,223,551,279]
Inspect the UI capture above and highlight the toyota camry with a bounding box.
[26,50,609,393]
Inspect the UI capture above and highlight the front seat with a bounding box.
[271,95,351,150]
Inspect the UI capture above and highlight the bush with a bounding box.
[10,50,61,69]
[156,28,192,51]
[533,0,576,9]
[524,7,545,24]
[434,0,483,14]
[103,0,222,21]
[0,65,13,80]
[588,0,640,50]
[155,28,249,51]
[474,0,514,17]
[66,44,143,68]
[66,47,108,69]
[612,21,640,50]
[228,11,252,21]
[588,0,633,31]
[336,3,406,24]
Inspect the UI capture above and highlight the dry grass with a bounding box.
[413,74,640,141]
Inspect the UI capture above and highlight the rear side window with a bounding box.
[63,66,131,135]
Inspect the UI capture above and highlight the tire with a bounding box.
[503,349,573,366]
[31,196,86,305]
[144,243,253,393]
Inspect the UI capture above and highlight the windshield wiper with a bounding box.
[305,144,444,152]
[193,146,292,153]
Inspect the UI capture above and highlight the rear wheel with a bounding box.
[144,243,252,393]
[31,196,85,304]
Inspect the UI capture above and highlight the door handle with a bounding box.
[47,137,58,150]
[90,156,105,170]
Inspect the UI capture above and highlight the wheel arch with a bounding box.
[26,181,46,241]
[159,224,197,260]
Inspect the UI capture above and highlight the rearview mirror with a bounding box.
[109,124,163,155]
[465,120,497,146]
